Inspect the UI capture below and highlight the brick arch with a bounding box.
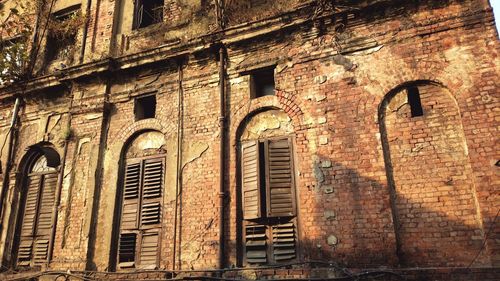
[378,80,460,115]
[116,118,175,144]
[230,95,304,143]
[375,74,469,104]
[378,80,483,267]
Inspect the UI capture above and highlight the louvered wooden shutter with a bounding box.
[121,162,140,230]
[36,173,57,236]
[18,172,57,266]
[140,231,159,269]
[119,157,163,269]
[18,175,41,265]
[33,173,57,265]
[245,223,267,264]
[118,161,141,268]
[271,222,296,262]
[265,139,296,217]
[140,159,162,226]
[241,141,261,220]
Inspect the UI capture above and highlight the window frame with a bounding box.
[117,154,165,270]
[132,0,164,30]
[240,136,298,265]
[15,155,59,268]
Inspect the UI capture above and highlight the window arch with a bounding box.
[115,131,166,270]
[15,148,60,267]
[238,109,298,265]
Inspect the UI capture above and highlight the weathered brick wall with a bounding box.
[382,83,484,267]
[0,0,498,279]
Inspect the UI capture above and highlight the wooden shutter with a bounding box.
[265,139,296,217]
[271,222,296,262]
[241,141,261,220]
[18,172,58,266]
[119,157,163,269]
[18,175,41,265]
[33,239,50,265]
[118,162,141,268]
[36,173,57,236]
[140,232,159,269]
[121,162,140,230]
[245,223,267,264]
[140,159,162,226]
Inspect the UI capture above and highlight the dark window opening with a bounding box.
[135,95,156,121]
[45,5,81,65]
[134,0,164,29]
[407,86,424,117]
[250,67,275,98]
[118,233,136,266]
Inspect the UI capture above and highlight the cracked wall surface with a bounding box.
[0,0,498,280]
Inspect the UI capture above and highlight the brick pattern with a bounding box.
[0,0,498,280]
[382,83,484,266]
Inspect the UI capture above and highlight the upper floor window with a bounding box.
[16,152,59,267]
[135,94,156,121]
[133,0,164,29]
[45,4,82,64]
[250,67,275,99]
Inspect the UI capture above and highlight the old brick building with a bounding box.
[0,0,498,280]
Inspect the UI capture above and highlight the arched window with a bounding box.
[116,131,166,270]
[16,152,59,267]
[239,109,298,265]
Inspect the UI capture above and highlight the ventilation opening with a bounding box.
[134,0,164,29]
[250,67,275,99]
[407,86,423,117]
[135,95,156,121]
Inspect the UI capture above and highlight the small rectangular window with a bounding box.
[250,67,275,99]
[407,86,424,117]
[135,95,156,121]
[133,0,164,29]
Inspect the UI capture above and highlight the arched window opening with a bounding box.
[16,151,59,267]
[238,109,298,265]
[116,131,166,270]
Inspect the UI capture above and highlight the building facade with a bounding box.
[0,0,499,280]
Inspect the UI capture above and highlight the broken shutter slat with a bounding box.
[140,231,159,269]
[241,141,261,220]
[266,139,296,218]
